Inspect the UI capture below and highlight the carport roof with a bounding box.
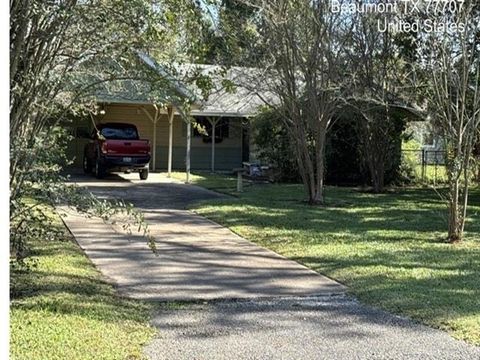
[95,53,276,118]
[94,53,196,111]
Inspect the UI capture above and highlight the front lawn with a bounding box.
[10,208,156,360]
[179,172,480,345]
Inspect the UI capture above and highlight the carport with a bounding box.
[68,53,270,179]
[91,53,199,182]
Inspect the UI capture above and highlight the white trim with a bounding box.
[190,110,254,118]
[99,100,254,118]
[97,99,201,112]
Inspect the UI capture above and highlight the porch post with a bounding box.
[152,118,157,171]
[186,119,191,183]
[211,120,215,173]
[140,105,159,171]
[207,117,220,173]
[167,106,174,177]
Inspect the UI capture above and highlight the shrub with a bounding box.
[399,138,422,184]
[251,109,301,182]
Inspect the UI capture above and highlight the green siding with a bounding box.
[154,146,242,170]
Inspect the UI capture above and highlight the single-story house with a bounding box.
[67,53,271,174]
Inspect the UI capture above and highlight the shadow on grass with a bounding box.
[292,249,480,317]
[10,238,153,324]
[191,185,480,243]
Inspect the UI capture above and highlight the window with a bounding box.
[99,125,139,140]
[193,117,229,143]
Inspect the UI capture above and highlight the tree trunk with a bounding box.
[370,157,385,193]
[291,114,329,206]
[447,177,462,242]
[311,124,327,204]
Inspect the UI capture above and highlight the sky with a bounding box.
[198,0,220,27]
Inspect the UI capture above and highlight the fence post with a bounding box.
[421,149,426,182]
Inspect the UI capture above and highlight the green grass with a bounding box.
[414,165,448,184]
[10,208,156,360]
[179,172,480,345]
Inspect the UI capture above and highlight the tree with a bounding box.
[201,0,261,66]
[240,0,349,204]
[9,0,203,261]
[345,9,418,192]
[418,2,480,241]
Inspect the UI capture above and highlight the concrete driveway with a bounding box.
[61,172,480,359]
[62,172,345,301]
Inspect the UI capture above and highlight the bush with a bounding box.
[398,138,422,184]
[251,109,300,182]
[325,115,365,185]
[252,107,406,187]
[10,127,73,262]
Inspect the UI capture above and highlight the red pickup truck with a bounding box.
[83,123,151,180]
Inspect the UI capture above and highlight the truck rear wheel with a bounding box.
[95,158,105,179]
[139,168,149,180]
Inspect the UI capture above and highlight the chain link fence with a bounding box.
[401,149,448,185]
[402,149,480,185]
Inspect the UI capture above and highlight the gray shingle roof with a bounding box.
[95,53,276,117]
[174,64,276,117]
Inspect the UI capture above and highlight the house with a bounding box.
[67,54,271,174]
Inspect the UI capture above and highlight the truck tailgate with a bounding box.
[102,139,150,156]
